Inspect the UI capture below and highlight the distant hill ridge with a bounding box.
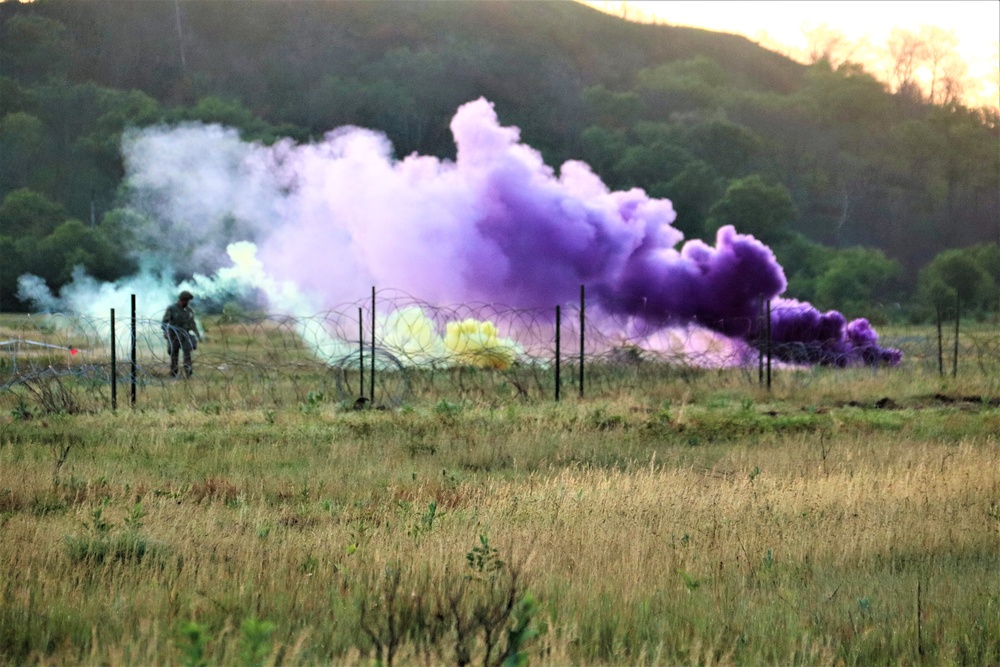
[12,0,806,130]
[1,0,997,317]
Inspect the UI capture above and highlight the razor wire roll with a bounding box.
[0,292,991,413]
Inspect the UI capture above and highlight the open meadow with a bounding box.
[3,0,999,663]
[1,314,999,665]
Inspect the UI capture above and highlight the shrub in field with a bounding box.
[63,500,168,565]
[239,617,277,667]
[175,617,276,667]
[355,536,540,667]
[177,621,209,667]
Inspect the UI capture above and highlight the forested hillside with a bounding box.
[1,0,997,318]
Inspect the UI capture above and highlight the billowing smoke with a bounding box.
[21,98,900,366]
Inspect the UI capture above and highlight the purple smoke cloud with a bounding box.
[769,300,902,366]
[120,97,899,366]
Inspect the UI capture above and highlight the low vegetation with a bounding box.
[1,329,999,664]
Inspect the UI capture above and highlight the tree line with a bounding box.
[0,0,997,320]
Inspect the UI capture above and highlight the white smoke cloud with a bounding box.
[121,123,287,273]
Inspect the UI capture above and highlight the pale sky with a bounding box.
[580,0,1000,107]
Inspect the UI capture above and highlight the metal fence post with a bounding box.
[370,286,376,405]
[130,294,137,407]
[555,305,561,402]
[758,295,764,386]
[111,308,117,410]
[579,285,585,399]
[936,305,944,377]
[358,307,364,399]
[766,299,772,391]
[953,295,960,378]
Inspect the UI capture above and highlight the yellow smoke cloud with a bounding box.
[378,309,521,369]
[443,318,521,370]
[221,243,524,369]
[381,307,447,364]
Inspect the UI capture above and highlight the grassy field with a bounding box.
[1,318,999,665]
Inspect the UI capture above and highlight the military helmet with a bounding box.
[178,290,194,301]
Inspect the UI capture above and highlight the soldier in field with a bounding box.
[162,290,201,378]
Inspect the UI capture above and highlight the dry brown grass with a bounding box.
[1,390,999,664]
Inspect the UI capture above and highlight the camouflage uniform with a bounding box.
[162,293,200,377]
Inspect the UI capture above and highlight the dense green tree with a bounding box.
[373,43,485,145]
[965,243,1000,312]
[704,174,796,245]
[296,74,418,148]
[0,235,27,312]
[634,56,731,113]
[74,88,162,182]
[813,247,902,318]
[4,81,132,215]
[966,243,1000,284]
[797,61,892,129]
[918,247,995,313]
[32,219,120,286]
[0,15,70,84]
[649,159,723,241]
[582,85,642,129]
[771,233,835,303]
[167,96,304,144]
[612,142,691,190]
[97,207,148,253]
[0,76,30,116]
[685,118,764,178]
[184,96,257,129]
[0,111,54,192]
[578,126,628,185]
[923,106,1000,248]
[1,233,48,312]
[349,80,422,152]
[0,188,67,238]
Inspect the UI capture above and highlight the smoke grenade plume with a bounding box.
[23,98,899,366]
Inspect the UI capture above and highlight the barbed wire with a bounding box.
[1,293,997,413]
